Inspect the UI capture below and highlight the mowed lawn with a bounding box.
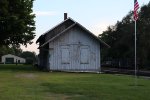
[0,65,150,100]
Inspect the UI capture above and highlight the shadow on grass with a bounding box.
[0,64,39,72]
[128,84,145,87]
[40,82,98,100]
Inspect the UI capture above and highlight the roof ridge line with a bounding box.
[42,17,75,36]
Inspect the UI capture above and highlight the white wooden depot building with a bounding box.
[36,14,109,72]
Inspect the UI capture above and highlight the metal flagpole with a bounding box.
[135,20,137,86]
[134,0,139,86]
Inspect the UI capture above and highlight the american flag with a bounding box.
[134,0,139,21]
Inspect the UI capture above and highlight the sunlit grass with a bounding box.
[0,64,150,100]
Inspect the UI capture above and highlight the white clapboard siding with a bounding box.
[48,26,101,72]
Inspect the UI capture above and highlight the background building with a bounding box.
[1,54,26,64]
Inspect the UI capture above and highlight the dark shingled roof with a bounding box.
[36,18,110,48]
[36,18,75,43]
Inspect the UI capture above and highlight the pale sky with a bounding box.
[21,0,150,54]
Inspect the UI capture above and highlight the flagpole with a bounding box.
[135,20,137,85]
[134,0,139,86]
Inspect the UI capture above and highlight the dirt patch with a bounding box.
[45,93,83,100]
[46,93,70,100]
[15,73,38,79]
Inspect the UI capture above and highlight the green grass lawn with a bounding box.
[0,64,150,100]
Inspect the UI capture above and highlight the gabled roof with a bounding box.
[36,18,75,43]
[37,17,110,48]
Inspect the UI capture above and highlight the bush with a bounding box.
[25,57,34,64]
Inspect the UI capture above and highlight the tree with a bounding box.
[137,2,150,67]
[99,2,150,69]
[0,0,35,46]
[0,45,22,62]
[20,51,36,64]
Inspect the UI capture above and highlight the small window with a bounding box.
[61,46,70,64]
[80,46,89,64]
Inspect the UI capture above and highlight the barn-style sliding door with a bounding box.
[60,45,90,71]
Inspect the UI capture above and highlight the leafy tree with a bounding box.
[0,0,35,46]
[137,2,150,67]
[99,2,150,69]
[0,45,22,62]
[20,51,36,64]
